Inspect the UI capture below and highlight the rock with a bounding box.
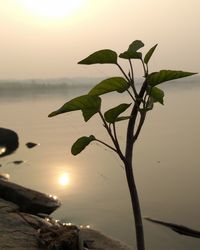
[40,225,80,250]
[0,179,61,215]
[0,127,19,157]
[80,228,134,250]
[0,198,45,249]
[12,160,25,165]
[0,198,19,212]
[26,142,39,149]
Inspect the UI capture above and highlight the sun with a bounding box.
[20,0,85,18]
[58,172,70,186]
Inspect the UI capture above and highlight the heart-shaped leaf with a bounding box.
[148,86,164,105]
[119,51,142,60]
[147,70,197,86]
[144,44,158,64]
[71,135,96,155]
[78,49,118,65]
[48,95,101,122]
[104,103,131,123]
[88,77,129,96]
[119,40,144,60]
[128,40,144,52]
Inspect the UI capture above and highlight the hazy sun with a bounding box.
[20,0,85,18]
[58,172,70,186]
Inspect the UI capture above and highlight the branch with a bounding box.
[98,111,125,162]
[128,59,138,97]
[112,123,120,150]
[116,63,130,82]
[140,59,147,77]
[95,139,117,153]
[125,79,149,163]
[127,89,136,101]
[129,59,134,81]
[133,111,147,142]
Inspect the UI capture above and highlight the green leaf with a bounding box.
[128,40,144,52]
[78,49,117,65]
[88,77,129,96]
[48,95,101,122]
[115,116,131,122]
[119,40,144,59]
[144,44,158,64]
[119,51,142,60]
[104,103,131,123]
[147,70,197,86]
[148,86,164,105]
[71,135,96,155]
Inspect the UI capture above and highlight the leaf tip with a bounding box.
[48,112,56,118]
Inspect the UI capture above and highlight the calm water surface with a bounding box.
[0,78,200,249]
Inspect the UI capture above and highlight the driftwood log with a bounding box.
[145,217,200,238]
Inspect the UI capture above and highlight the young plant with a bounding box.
[48,40,197,250]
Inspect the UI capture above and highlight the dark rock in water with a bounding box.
[26,142,39,149]
[0,127,19,157]
[11,160,25,165]
[0,179,61,215]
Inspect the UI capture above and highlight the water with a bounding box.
[0,77,200,249]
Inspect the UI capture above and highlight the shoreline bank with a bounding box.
[0,179,133,250]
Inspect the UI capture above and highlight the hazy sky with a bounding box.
[0,0,199,79]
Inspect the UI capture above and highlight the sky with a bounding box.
[0,0,199,79]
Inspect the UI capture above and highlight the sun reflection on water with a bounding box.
[0,146,6,155]
[58,172,70,186]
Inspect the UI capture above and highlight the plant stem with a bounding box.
[112,123,119,148]
[124,160,145,250]
[128,59,138,97]
[127,89,136,101]
[134,112,147,142]
[129,59,134,82]
[98,111,125,162]
[124,80,149,250]
[140,59,147,77]
[95,138,117,153]
[116,63,130,82]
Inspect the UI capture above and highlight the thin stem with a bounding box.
[133,111,147,142]
[126,79,149,147]
[98,111,125,162]
[99,111,112,134]
[123,79,149,250]
[140,59,147,77]
[128,59,139,97]
[113,123,120,149]
[95,138,117,153]
[146,63,149,75]
[127,89,136,101]
[129,59,134,81]
[144,92,149,104]
[116,63,130,82]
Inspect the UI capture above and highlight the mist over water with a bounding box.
[0,75,200,249]
[0,77,102,101]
